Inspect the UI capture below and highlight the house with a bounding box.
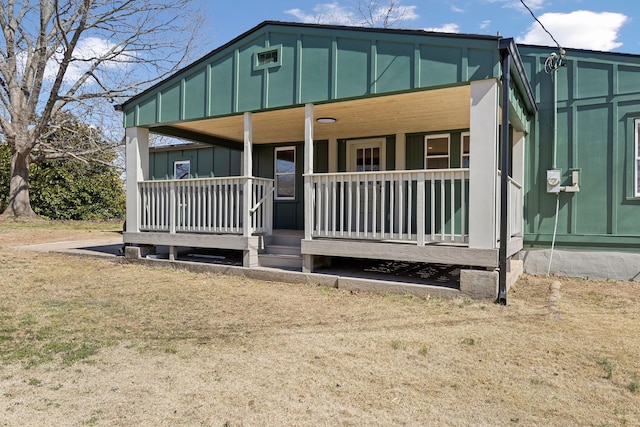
[514,44,640,281]
[119,21,640,301]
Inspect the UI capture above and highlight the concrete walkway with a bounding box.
[12,236,124,258]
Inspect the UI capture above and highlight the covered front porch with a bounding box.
[123,78,527,279]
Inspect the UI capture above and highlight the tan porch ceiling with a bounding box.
[169,85,471,144]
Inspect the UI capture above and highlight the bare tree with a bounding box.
[356,0,412,28]
[0,0,203,217]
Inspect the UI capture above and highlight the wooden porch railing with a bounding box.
[496,171,523,243]
[138,177,273,235]
[306,169,470,245]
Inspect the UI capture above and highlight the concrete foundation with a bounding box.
[124,245,154,259]
[302,254,332,273]
[459,259,523,300]
[520,249,640,282]
[460,269,498,300]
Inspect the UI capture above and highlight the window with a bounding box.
[636,119,640,197]
[461,132,470,168]
[254,45,283,70]
[174,160,190,179]
[425,134,450,169]
[347,139,385,172]
[275,147,295,200]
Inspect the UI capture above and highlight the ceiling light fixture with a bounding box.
[316,117,336,124]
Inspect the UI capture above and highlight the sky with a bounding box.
[202,0,640,55]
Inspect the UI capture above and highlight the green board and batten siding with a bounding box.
[519,46,640,250]
[135,22,500,232]
[123,22,500,128]
[149,145,241,180]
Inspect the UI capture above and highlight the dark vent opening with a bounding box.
[258,49,278,66]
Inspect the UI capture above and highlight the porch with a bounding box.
[123,78,529,294]
[123,165,523,269]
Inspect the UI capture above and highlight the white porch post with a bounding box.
[303,103,314,272]
[125,127,149,233]
[304,103,314,240]
[512,130,525,187]
[242,112,259,268]
[468,79,499,249]
[243,112,253,238]
[512,129,526,238]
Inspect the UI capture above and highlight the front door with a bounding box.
[347,139,385,233]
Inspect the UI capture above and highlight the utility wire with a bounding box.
[520,0,561,49]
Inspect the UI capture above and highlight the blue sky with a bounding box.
[202,0,639,55]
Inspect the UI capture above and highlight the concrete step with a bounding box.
[258,253,303,270]
[264,232,303,248]
[265,244,302,256]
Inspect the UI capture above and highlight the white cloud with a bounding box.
[424,23,460,33]
[451,5,464,13]
[508,0,545,10]
[480,20,491,29]
[285,2,418,27]
[17,36,124,88]
[391,5,419,21]
[518,10,629,51]
[285,3,356,25]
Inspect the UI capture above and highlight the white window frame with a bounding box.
[275,146,296,201]
[635,119,640,197]
[424,133,450,169]
[461,132,470,168]
[173,160,190,180]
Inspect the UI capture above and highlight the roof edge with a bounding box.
[500,38,537,116]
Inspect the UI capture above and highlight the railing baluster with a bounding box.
[315,179,322,236]
[389,175,394,240]
[153,184,157,230]
[236,179,241,234]
[430,175,436,242]
[461,170,467,242]
[331,178,336,237]
[380,174,386,239]
[339,177,345,237]
[372,174,378,238]
[322,177,329,236]
[440,171,446,242]
[406,173,412,238]
[416,172,425,246]
[450,171,455,243]
[355,176,361,237]
[225,180,230,232]
[398,176,403,240]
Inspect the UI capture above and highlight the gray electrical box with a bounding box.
[547,169,561,193]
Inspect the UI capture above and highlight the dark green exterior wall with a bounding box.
[123,23,499,127]
[519,46,640,250]
[252,141,328,230]
[149,145,241,180]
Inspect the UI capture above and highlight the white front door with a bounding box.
[347,139,385,233]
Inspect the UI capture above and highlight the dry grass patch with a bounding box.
[0,221,639,426]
